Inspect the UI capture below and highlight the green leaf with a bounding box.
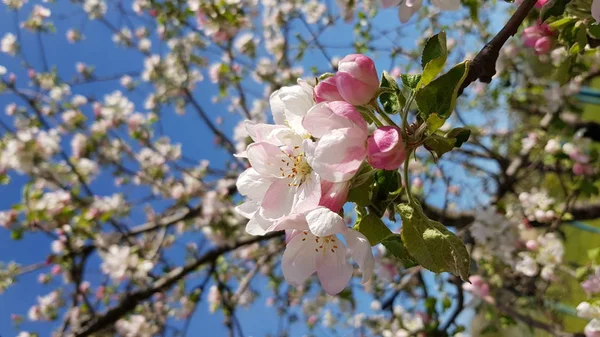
[371,170,403,216]
[540,0,572,22]
[379,71,405,114]
[419,32,448,88]
[446,127,471,147]
[398,201,470,280]
[401,74,422,89]
[589,23,600,40]
[554,56,572,85]
[549,17,575,30]
[424,134,456,159]
[11,229,23,240]
[354,213,393,246]
[426,114,446,134]
[415,61,470,120]
[381,234,417,267]
[348,172,375,208]
[0,174,9,185]
[569,22,587,55]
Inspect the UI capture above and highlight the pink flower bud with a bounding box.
[535,0,549,9]
[314,76,344,103]
[335,54,379,105]
[534,36,552,55]
[367,126,405,170]
[319,180,350,212]
[574,163,594,176]
[51,265,62,275]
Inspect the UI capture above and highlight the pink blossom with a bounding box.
[269,207,374,295]
[51,265,62,275]
[314,76,344,103]
[574,162,594,176]
[462,275,490,298]
[367,126,406,170]
[302,101,368,182]
[335,54,379,105]
[319,180,350,213]
[535,0,549,8]
[522,22,554,55]
[582,269,600,295]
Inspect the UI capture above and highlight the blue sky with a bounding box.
[0,1,500,336]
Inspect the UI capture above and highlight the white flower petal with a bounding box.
[306,207,347,237]
[236,168,272,201]
[282,234,318,286]
[294,171,321,214]
[344,229,375,284]
[245,212,273,236]
[316,245,353,295]
[593,0,600,23]
[235,200,259,219]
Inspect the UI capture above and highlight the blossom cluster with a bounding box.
[235,54,414,294]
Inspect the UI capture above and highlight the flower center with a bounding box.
[300,231,339,254]
[279,146,311,187]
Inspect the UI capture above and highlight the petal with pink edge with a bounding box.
[246,142,288,177]
[260,179,296,219]
[310,128,367,182]
[268,213,309,232]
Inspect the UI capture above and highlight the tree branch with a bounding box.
[458,0,538,95]
[72,232,283,337]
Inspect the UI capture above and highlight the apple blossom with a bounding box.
[593,0,600,22]
[302,101,368,182]
[269,207,374,295]
[367,126,406,171]
[335,54,379,105]
[314,76,344,103]
[462,275,490,298]
[522,22,554,55]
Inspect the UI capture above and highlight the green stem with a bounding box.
[401,91,415,132]
[372,101,399,128]
[404,151,414,205]
[362,107,384,127]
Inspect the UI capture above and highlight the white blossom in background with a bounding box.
[1,33,18,56]
[515,189,557,223]
[469,208,519,264]
[115,315,158,337]
[3,0,27,9]
[100,245,154,281]
[83,0,107,19]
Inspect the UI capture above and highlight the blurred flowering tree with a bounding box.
[1,0,600,336]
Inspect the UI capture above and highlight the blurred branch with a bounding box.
[72,232,283,337]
